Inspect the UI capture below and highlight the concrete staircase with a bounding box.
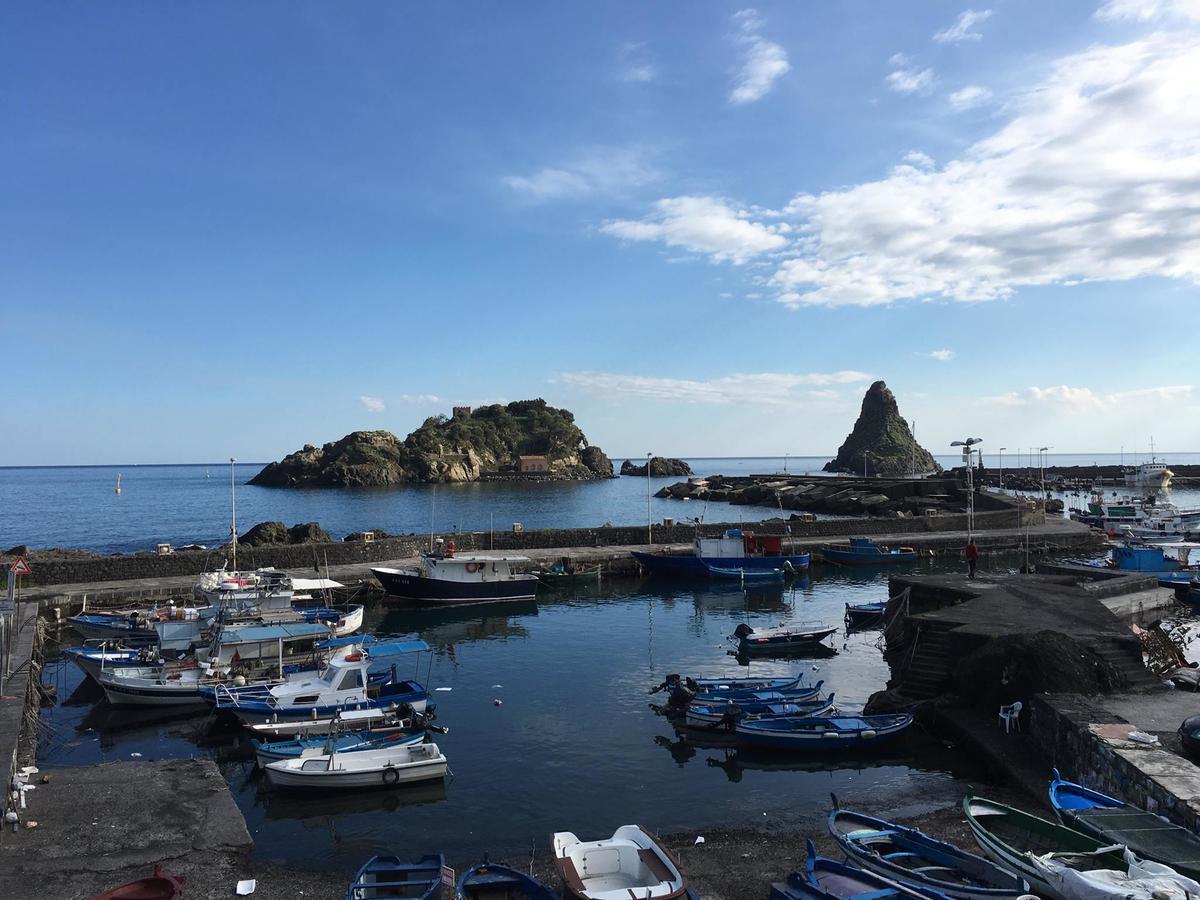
[1085,637,1162,691]
[899,625,955,699]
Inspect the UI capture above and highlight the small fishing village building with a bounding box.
[519,455,549,473]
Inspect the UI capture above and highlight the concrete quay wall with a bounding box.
[21,507,1043,587]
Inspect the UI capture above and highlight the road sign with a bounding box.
[9,557,31,576]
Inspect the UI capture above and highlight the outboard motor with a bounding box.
[733,623,755,640]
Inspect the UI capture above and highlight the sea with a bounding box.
[5,453,1200,555]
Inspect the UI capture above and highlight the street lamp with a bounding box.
[784,452,789,474]
[863,451,872,478]
[998,447,1007,492]
[951,438,984,541]
[646,453,653,545]
[1039,446,1050,500]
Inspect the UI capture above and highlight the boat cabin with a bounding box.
[419,554,531,581]
[695,529,784,559]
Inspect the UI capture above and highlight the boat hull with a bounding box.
[737,628,837,656]
[254,730,425,767]
[737,714,913,750]
[821,548,916,566]
[373,568,538,603]
[633,551,811,577]
[265,750,447,790]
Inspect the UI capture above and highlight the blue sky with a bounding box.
[4,1,1199,465]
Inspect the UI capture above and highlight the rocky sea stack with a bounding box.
[824,381,938,476]
[250,399,614,487]
[620,458,692,477]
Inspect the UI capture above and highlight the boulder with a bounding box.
[621,457,693,477]
[824,381,940,476]
[287,522,331,544]
[581,446,614,478]
[4,545,28,557]
[239,521,289,546]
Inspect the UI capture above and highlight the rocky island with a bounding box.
[620,457,692,477]
[250,399,614,487]
[824,380,939,476]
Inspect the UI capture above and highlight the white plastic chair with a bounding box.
[999,701,1022,733]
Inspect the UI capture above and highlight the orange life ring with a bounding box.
[464,562,479,573]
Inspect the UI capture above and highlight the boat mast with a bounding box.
[230,457,238,572]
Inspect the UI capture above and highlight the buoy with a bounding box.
[493,698,503,706]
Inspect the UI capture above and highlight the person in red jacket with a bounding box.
[965,539,980,579]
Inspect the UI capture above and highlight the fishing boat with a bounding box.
[345,853,445,900]
[732,623,837,656]
[691,680,825,704]
[295,603,365,636]
[821,538,917,566]
[1048,768,1200,879]
[68,610,168,642]
[771,840,947,900]
[844,601,887,628]
[686,694,835,728]
[690,672,809,692]
[248,705,425,740]
[827,798,1029,899]
[98,664,212,708]
[962,795,1130,899]
[373,554,539,603]
[254,729,427,767]
[537,558,603,590]
[266,741,448,790]
[457,861,560,900]
[705,563,786,583]
[93,864,185,900]
[551,825,690,900]
[63,643,156,681]
[736,713,913,751]
[632,528,811,577]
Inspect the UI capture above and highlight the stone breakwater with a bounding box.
[15,505,1044,586]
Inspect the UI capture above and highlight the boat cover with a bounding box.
[1071,808,1200,873]
[1032,849,1200,900]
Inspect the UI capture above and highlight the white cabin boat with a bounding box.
[264,741,447,789]
[372,554,539,603]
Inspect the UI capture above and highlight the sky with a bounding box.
[4,0,1200,465]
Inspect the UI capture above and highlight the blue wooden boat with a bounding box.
[690,673,806,692]
[844,601,887,627]
[733,623,837,655]
[737,713,914,750]
[253,728,426,767]
[67,613,159,642]
[771,840,950,900]
[345,853,445,899]
[63,644,153,681]
[705,563,786,582]
[686,694,835,728]
[692,680,825,704]
[828,797,1029,899]
[633,529,811,577]
[457,862,560,900]
[821,538,917,566]
[1048,768,1200,879]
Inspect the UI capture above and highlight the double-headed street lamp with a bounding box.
[951,438,984,541]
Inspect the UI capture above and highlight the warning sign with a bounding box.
[9,557,31,576]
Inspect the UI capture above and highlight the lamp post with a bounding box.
[951,438,983,541]
[1039,446,1050,501]
[998,447,1006,493]
[863,451,872,478]
[646,453,653,545]
[784,452,789,474]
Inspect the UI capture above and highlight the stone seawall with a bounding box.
[22,507,1042,587]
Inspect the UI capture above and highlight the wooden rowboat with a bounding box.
[345,853,444,900]
[771,839,949,900]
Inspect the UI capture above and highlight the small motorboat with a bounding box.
[821,538,917,566]
[247,705,422,740]
[64,643,155,681]
[771,840,946,900]
[705,563,786,582]
[691,681,825,704]
[654,672,810,695]
[1048,768,1200,880]
[296,602,365,637]
[686,694,835,729]
[253,728,428,767]
[962,795,1130,898]
[373,554,539,603]
[92,864,185,900]
[265,741,448,790]
[632,528,811,578]
[828,798,1029,899]
[457,861,560,899]
[737,713,913,751]
[844,601,887,628]
[537,559,603,591]
[732,623,837,656]
[345,853,445,900]
[552,824,690,899]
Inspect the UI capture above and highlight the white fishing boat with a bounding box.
[264,741,447,789]
[246,705,417,740]
[372,554,539,603]
[98,664,210,707]
[552,825,689,900]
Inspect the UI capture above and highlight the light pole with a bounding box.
[998,447,1006,493]
[784,452,789,474]
[1039,446,1049,501]
[951,438,983,541]
[646,453,653,545]
[863,451,871,478]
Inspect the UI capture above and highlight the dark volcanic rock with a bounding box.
[250,431,408,488]
[240,521,289,546]
[581,446,614,478]
[621,457,693,477]
[287,522,331,544]
[5,545,28,557]
[824,381,939,476]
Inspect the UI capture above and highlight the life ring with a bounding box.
[464,562,479,573]
[382,766,400,785]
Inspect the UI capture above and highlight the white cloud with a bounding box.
[504,146,660,201]
[398,394,442,404]
[729,9,791,105]
[903,150,935,169]
[982,384,1194,412]
[949,85,992,110]
[924,349,957,361]
[618,42,657,83]
[1097,0,1200,22]
[360,396,385,413]
[555,370,871,407]
[885,55,935,94]
[933,9,994,43]
[601,196,789,264]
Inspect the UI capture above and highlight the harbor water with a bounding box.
[5,453,1200,554]
[39,562,1003,872]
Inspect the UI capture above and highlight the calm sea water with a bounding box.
[39,562,1008,873]
[5,453,1200,554]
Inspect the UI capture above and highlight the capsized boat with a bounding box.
[737,713,913,751]
[771,839,948,900]
[457,861,560,900]
[732,623,837,656]
[373,554,539,603]
[552,824,690,900]
[345,853,445,900]
[266,741,448,790]
[1048,768,1200,879]
[962,794,1129,899]
[686,694,835,729]
[821,538,917,566]
[632,528,811,577]
[827,798,1029,899]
